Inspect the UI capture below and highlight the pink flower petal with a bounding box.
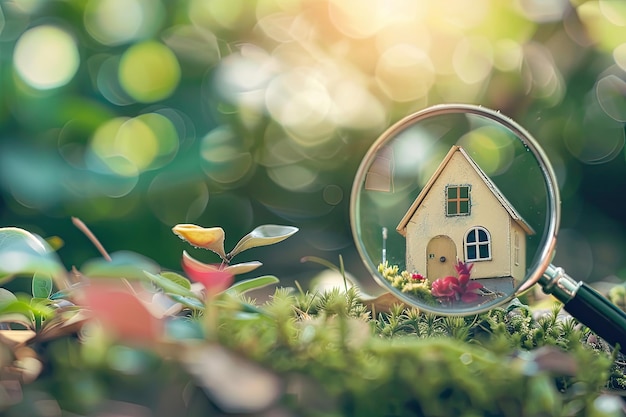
[431,276,457,298]
[461,292,480,303]
[465,281,483,291]
[458,273,470,286]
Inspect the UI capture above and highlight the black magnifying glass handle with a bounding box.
[540,265,626,353]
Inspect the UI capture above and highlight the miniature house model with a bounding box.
[396,146,534,292]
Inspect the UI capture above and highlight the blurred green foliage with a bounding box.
[0,0,626,287]
[3,285,625,417]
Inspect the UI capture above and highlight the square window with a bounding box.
[446,185,470,216]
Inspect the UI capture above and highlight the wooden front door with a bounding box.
[426,235,456,281]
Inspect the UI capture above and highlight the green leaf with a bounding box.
[0,299,34,323]
[0,227,65,283]
[29,298,55,331]
[228,225,298,259]
[223,261,262,275]
[166,293,205,310]
[0,288,18,306]
[143,271,200,300]
[300,256,340,272]
[30,297,53,307]
[81,251,160,279]
[32,272,53,299]
[227,276,279,295]
[161,271,191,290]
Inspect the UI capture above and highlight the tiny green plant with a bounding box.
[0,221,299,347]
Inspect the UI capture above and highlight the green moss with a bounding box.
[4,285,625,416]
[209,287,625,416]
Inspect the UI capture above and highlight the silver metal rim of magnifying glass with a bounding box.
[350,103,561,315]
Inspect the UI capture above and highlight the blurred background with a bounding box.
[0,0,625,292]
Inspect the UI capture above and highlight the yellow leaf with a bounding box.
[172,224,226,259]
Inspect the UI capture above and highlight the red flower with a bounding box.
[431,260,483,303]
[411,273,425,281]
[181,251,234,296]
[454,260,474,286]
[431,276,458,301]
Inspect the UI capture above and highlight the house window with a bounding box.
[514,231,520,266]
[446,185,470,216]
[465,227,491,261]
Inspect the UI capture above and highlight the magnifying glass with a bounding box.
[350,103,626,352]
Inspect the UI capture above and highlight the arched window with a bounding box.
[465,227,491,261]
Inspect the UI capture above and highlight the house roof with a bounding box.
[396,145,535,236]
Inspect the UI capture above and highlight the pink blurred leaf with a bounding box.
[181,251,234,296]
[78,281,163,344]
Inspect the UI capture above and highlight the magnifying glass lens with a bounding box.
[351,105,558,315]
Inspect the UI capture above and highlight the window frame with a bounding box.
[464,226,492,262]
[445,184,471,217]
[514,230,520,266]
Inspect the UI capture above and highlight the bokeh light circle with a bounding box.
[614,43,626,71]
[596,74,626,122]
[13,25,80,90]
[564,100,625,165]
[84,0,164,46]
[268,164,318,192]
[200,127,254,186]
[119,41,181,103]
[148,173,209,225]
[375,44,435,102]
[323,184,344,205]
[265,70,335,146]
[89,113,179,176]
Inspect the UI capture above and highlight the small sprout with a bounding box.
[172,223,297,294]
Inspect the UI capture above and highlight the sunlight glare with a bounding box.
[375,44,435,102]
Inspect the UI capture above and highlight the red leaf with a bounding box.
[78,281,163,344]
[181,251,234,296]
[461,292,480,303]
[465,281,483,291]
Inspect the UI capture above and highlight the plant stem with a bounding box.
[71,217,112,261]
